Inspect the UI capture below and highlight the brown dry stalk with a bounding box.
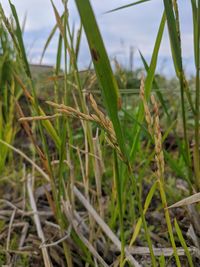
[71,186,141,267]
[27,175,53,267]
[63,199,109,267]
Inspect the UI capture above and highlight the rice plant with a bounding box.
[0,1,199,266]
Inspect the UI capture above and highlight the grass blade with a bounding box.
[106,0,151,14]
[193,1,200,187]
[163,0,182,75]
[130,12,166,160]
[8,0,31,78]
[169,192,200,208]
[163,0,193,181]
[129,181,157,246]
[191,0,198,67]
[75,0,128,162]
[40,22,59,64]
[159,254,166,267]
[174,219,194,267]
[114,152,125,265]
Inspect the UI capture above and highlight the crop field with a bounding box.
[0,1,200,266]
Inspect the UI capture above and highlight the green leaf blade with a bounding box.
[75,0,128,161]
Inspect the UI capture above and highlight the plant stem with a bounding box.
[159,180,181,267]
[179,74,192,178]
[129,168,157,267]
[114,154,125,266]
[194,0,200,188]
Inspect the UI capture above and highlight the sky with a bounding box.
[1,0,195,77]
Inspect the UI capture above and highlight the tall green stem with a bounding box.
[194,1,200,188]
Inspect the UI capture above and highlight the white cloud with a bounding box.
[1,0,195,75]
[1,0,63,31]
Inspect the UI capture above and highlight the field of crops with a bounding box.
[0,1,200,266]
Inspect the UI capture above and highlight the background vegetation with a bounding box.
[0,0,200,266]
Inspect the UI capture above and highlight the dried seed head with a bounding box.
[19,94,125,164]
[151,95,165,179]
[139,77,153,136]
[140,77,165,180]
[48,95,125,163]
